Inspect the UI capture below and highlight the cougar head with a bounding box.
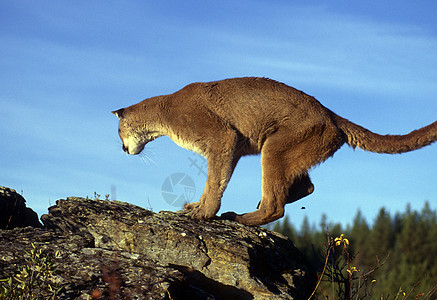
[112,108,148,155]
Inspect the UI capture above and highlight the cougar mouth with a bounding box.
[123,143,145,155]
[122,135,147,155]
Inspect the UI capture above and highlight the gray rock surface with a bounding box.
[0,195,316,299]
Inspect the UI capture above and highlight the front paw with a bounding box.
[184,201,200,211]
[188,199,222,221]
[190,205,215,220]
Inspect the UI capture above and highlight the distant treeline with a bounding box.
[270,201,437,299]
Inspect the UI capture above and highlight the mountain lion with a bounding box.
[113,77,437,226]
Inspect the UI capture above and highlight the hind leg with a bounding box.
[256,173,314,209]
[222,128,303,225]
[222,123,342,226]
[285,173,314,204]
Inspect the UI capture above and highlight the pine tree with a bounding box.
[368,207,394,262]
[279,214,296,240]
[350,209,370,267]
[270,203,437,298]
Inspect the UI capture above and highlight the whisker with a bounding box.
[139,148,157,166]
[139,153,149,165]
[113,139,157,166]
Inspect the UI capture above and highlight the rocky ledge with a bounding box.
[0,188,316,299]
[0,186,42,229]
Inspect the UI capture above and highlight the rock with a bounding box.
[0,186,42,229]
[0,196,317,299]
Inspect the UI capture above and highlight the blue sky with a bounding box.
[1,0,436,229]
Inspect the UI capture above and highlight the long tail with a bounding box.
[333,114,437,154]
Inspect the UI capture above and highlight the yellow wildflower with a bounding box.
[347,266,360,275]
[334,234,349,247]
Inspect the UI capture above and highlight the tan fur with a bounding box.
[113,77,437,226]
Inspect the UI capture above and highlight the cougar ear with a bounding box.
[112,108,125,119]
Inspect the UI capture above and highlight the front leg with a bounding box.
[184,155,234,220]
[184,132,240,220]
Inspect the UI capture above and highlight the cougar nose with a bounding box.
[122,144,128,153]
